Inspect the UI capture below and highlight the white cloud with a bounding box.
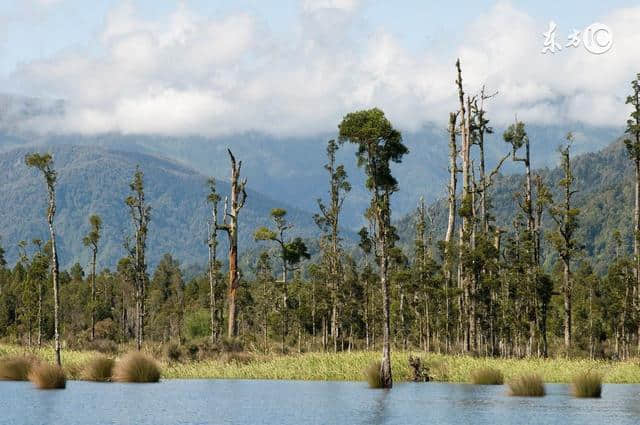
[9,1,640,137]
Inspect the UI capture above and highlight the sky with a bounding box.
[0,0,639,137]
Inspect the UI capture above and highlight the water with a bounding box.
[3,380,640,425]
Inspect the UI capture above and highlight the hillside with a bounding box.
[0,145,321,270]
[397,137,635,274]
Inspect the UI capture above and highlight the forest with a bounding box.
[1,61,640,389]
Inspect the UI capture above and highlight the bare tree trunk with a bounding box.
[636,159,640,351]
[48,211,61,366]
[91,247,96,341]
[444,112,458,353]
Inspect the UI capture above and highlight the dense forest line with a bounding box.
[1,61,639,388]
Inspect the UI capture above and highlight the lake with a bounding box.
[3,380,640,425]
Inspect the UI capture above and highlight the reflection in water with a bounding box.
[2,380,640,425]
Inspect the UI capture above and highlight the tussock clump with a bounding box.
[470,367,504,385]
[365,361,383,388]
[508,373,545,397]
[113,352,161,383]
[28,363,66,389]
[0,356,35,381]
[83,356,115,382]
[571,372,602,398]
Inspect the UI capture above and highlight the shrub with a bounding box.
[166,343,182,363]
[508,374,545,397]
[83,356,115,382]
[113,352,161,383]
[408,356,430,382]
[571,371,602,398]
[0,356,34,381]
[364,361,383,389]
[28,363,66,389]
[183,309,211,340]
[470,367,504,385]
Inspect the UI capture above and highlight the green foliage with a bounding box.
[183,309,211,340]
[113,352,161,383]
[571,371,602,398]
[28,363,66,389]
[508,374,545,397]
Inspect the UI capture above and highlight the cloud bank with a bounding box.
[10,1,640,137]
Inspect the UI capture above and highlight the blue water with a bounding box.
[2,380,640,425]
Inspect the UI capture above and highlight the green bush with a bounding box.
[571,372,602,398]
[183,309,211,340]
[470,367,504,385]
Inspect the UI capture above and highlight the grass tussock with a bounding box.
[571,371,602,398]
[28,363,66,389]
[365,361,383,388]
[470,367,504,385]
[0,356,35,381]
[113,352,161,383]
[508,374,545,397]
[83,356,115,382]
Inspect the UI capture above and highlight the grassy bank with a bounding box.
[3,344,640,383]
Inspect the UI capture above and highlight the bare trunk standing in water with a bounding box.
[83,214,102,342]
[25,153,62,366]
[217,150,247,338]
[339,108,408,389]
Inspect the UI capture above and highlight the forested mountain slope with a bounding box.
[0,145,320,270]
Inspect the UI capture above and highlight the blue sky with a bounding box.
[0,0,638,136]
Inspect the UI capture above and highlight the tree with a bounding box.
[548,134,580,352]
[206,178,222,343]
[25,152,62,366]
[125,166,151,351]
[217,150,247,338]
[83,214,102,341]
[338,107,408,388]
[314,139,351,352]
[623,73,640,349]
[255,208,310,353]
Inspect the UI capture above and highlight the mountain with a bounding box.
[397,137,635,275]
[0,145,322,270]
[0,94,622,229]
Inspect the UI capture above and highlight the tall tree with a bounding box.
[623,73,640,350]
[255,208,310,353]
[548,134,580,352]
[83,214,102,341]
[314,139,351,352]
[25,152,62,366]
[125,166,151,351]
[206,178,222,343]
[217,150,247,338]
[338,107,408,388]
